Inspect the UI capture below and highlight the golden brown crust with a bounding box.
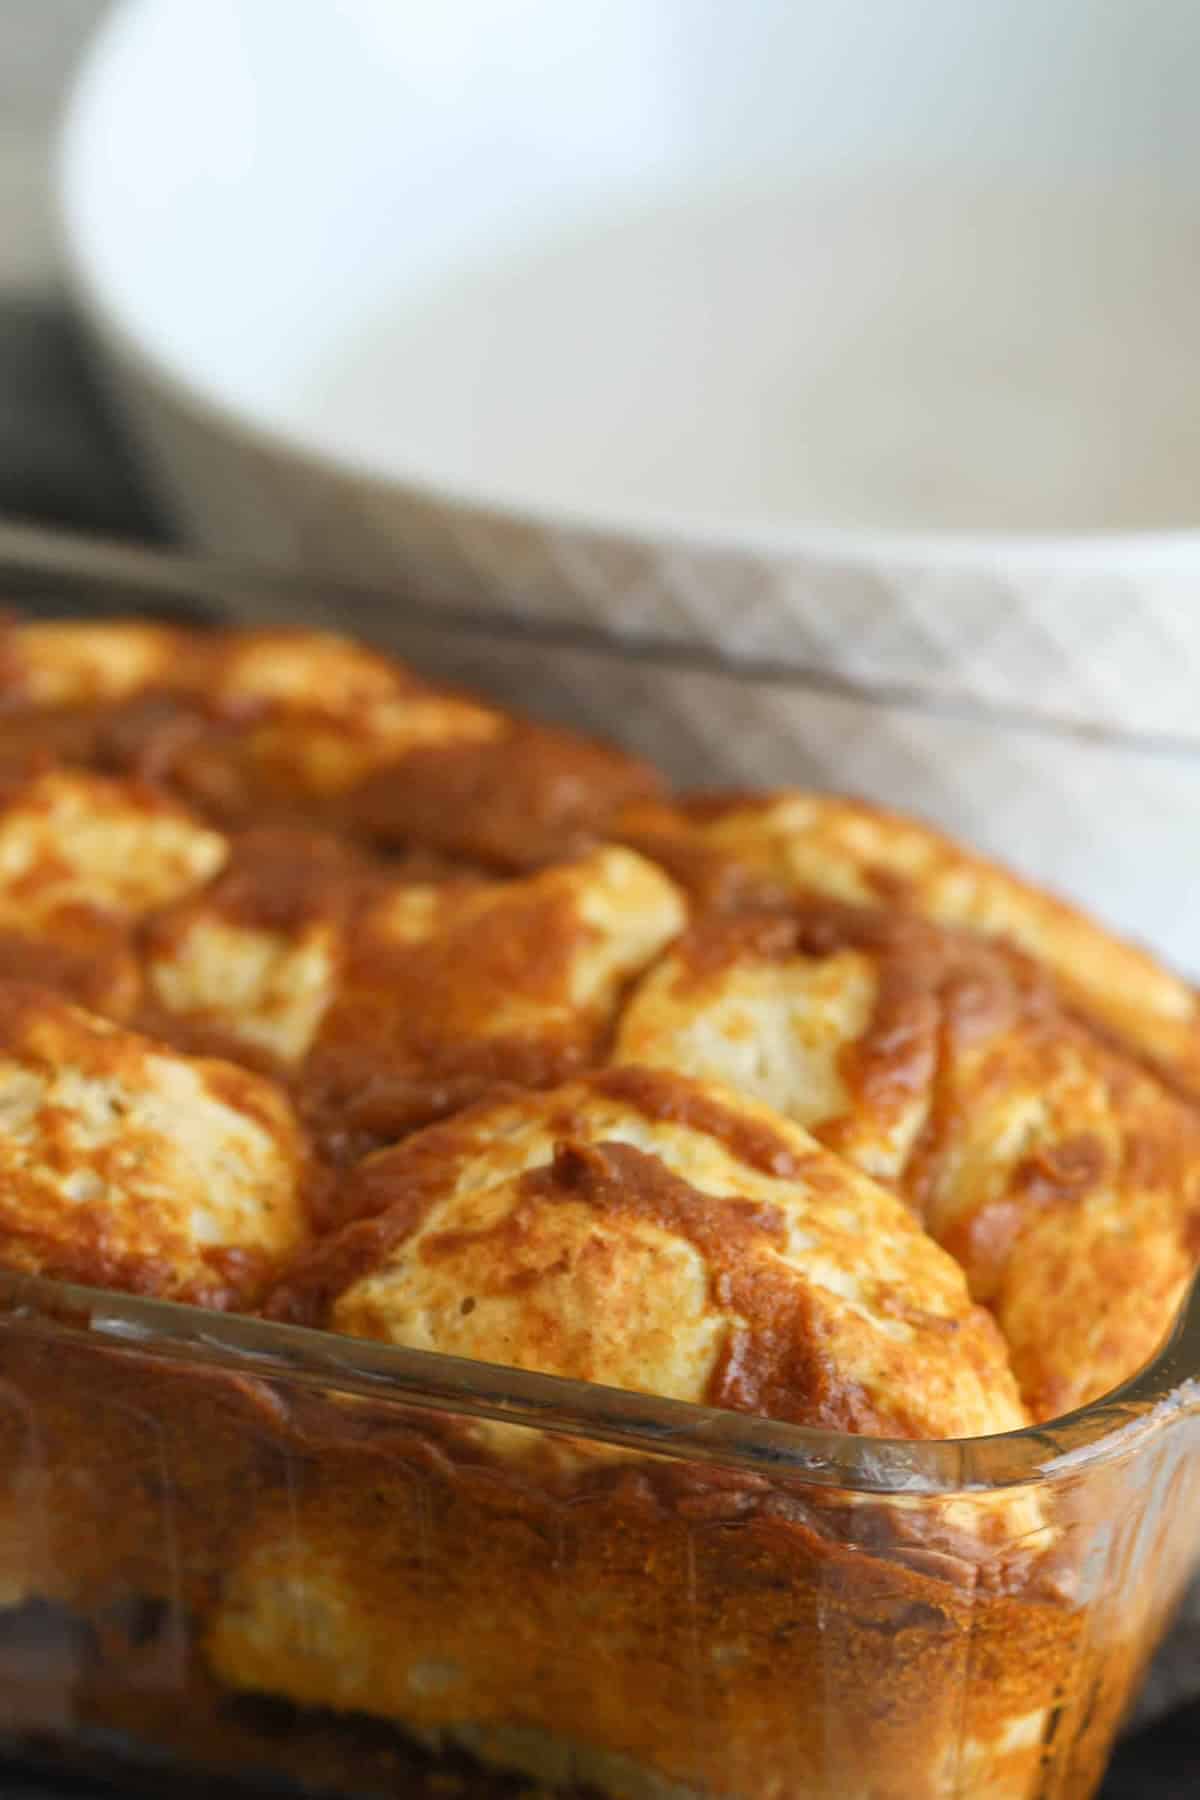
[0,765,227,919]
[0,620,188,706]
[305,846,683,1149]
[616,790,1200,1102]
[0,981,309,1306]
[0,620,663,870]
[345,718,664,870]
[271,1070,1028,1442]
[0,765,226,1011]
[142,837,685,1165]
[615,903,1200,1418]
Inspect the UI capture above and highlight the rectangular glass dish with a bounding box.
[1,522,1199,1800]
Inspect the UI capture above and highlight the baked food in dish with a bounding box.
[0,616,1195,1800]
[616,791,1200,1101]
[272,1068,1027,1441]
[0,982,307,1309]
[0,766,225,1013]
[614,903,1200,1420]
[0,621,663,868]
[143,835,685,1161]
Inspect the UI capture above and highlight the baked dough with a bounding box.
[275,1068,1027,1442]
[618,790,1200,1101]
[616,903,1200,1418]
[0,982,307,1307]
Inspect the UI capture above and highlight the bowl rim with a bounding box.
[56,0,1200,571]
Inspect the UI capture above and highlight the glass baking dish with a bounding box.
[2,1268,1199,1800]
[1,520,1199,1800]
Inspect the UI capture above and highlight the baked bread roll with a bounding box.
[0,767,225,1014]
[617,790,1200,1101]
[144,836,685,1157]
[273,1067,1027,1442]
[0,982,307,1307]
[615,903,1200,1418]
[0,620,663,869]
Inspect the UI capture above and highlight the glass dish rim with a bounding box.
[1,1268,1197,1498]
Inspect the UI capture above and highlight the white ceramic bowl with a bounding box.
[59,0,1200,969]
